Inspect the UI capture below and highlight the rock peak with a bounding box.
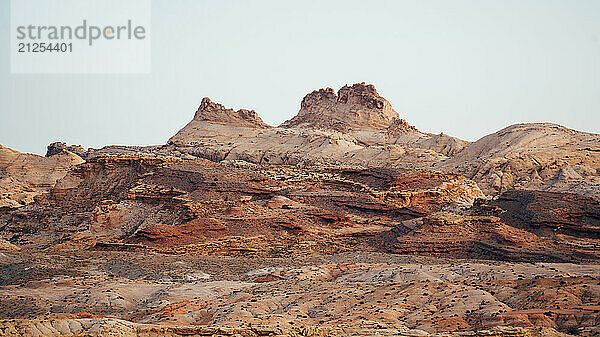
[46,142,87,159]
[194,97,271,129]
[281,82,406,132]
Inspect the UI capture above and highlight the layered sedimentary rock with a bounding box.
[391,190,600,261]
[0,153,483,255]
[46,142,87,159]
[167,83,467,169]
[166,84,600,200]
[2,82,600,336]
[475,190,600,239]
[2,146,598,263]
[392,211,594,262]
[0,145,84,209]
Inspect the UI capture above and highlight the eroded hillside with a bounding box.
[1,83,599,336]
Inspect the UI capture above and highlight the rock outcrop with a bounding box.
[437,123,600,200]
[391,211,590,262]
[46,142,87,159]
[0,152,484,254]
[475,190,600,239]
[3,147,599,263]
[281,83,403,131]
[55,84,599,202]
[192,97,271,129]
[167,83,467,169]
[0,145,84,209]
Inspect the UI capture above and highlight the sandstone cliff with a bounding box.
[0,145,84,208]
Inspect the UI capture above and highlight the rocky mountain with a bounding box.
[166,83,600,201]
[1,82,600,336]
[280,83,402,131]
[166,83,467,169]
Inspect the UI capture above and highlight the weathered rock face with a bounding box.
[281,83,404,131]
[0,154,185,247]
[475,190,600,239]
[3,83,600,336]
[168,114,600,200]
[168,83,467,170]
[192,97,271,129]
[46,142,87,159]
[391,211,593,262]
[437,123,600,200]
[0,145,84,209]
[0,152,483,254]
[1,150,600,335]
[4,148,600,263]
[55,84,600,202]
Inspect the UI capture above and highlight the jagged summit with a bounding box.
[281,82,412,132]
[46,142,87,159]
[166,82,466,168]
[193,97,271,129]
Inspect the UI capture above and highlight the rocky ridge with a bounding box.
[46,142,87,160]
[0,145,84,209]
[1,82,600,336]
[166,83,467,170]
[437,123,600,200]
[0,153,484,255]
[192,97,271,129]
[37,83,599,201]
[165,83,600,200]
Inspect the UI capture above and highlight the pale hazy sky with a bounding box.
[1,0,599,154]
